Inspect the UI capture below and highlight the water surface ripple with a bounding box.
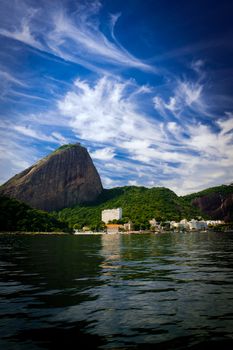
[0,232,233,349]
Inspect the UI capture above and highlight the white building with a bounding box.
[170,218,208,231]
[170,221,180,229]
[124,221,134,231]
[101,208,122,224]
[180,219,189,230]
[188,219,208,230]
[188,219,198,230]
[149,218,158,227]
[206,220,224,226]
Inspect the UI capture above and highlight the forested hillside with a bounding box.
[182,184,233,222]
[0,196,69,232]
[2,184,232,232]
[182,184,233,202]
[56,186,202,230]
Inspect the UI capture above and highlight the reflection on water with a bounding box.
[0,232,233,349]
[101,233,122,262]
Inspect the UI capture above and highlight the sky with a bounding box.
[0,0,233,195]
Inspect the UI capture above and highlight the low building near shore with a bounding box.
[82,226,91,232]
[189,219,208,230]
[124,221,134,231]
[149,218,161,230]
[170,219,208,231]
[106,224,122,234]
[170,221,180,229]
[206,220,224,226]
[106,221,134,233]
[180,219,189,230]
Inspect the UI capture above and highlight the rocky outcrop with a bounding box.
[192,192,233,222]
[0,144,103,211]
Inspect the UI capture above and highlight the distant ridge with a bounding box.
[182,184,233,222]
[0,144,103,211]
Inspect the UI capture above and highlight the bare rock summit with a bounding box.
[0,144,103,211]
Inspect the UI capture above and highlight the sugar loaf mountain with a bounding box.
[0,144,103,211]
[0,143,232,232]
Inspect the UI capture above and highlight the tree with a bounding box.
[73,223,82,231]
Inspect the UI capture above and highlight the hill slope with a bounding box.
[2,184,232,232]
[0,196,69,232]
[57,186,202,230]
[0,144,103,211]
[182,184,233,222]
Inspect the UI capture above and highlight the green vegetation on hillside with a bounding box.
[0,196,70,232]
[182,184,233,202]
[51,143,79,155]
[56,186,203,230]
[3,184,231,233]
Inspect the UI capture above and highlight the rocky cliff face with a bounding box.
[0,144,103,211]
[192,192,233,222]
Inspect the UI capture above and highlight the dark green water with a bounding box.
[0,232,233,350]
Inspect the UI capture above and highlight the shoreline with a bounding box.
[0,231,69,235]
[1,230,233,235]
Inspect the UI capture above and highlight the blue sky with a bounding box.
[0,0,233,195]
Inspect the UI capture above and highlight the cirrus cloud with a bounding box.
[56,75,233,194]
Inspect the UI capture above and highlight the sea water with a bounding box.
[0,232,233,349]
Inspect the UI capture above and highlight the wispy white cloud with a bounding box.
[51,131,68,144]
[153,80,203,117]
[58,76,162,146]
[0,70,27,87]
[0,10,43,50]
[1,67,232,194]
[179,81,203,105]
[47,4,153,71]
[0,128,39,183]
[13,125,68,145]
[1,75,233,195]
[0,0,152,73]
[90,147,116,161]
[0,68,28,99]
[9,90,49,101]
[109,12,121,37]
[150,37,233,64]
[57,75,233,194]
[191,59,205,74]
[218,113,233,135]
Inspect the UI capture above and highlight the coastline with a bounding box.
[1,229,232,235]
[0,231,69,235]
[0,230,156,235]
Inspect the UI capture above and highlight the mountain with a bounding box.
[0,144,103,211]
[182,184,233,222]
[1,183,232,233]
[1,142,232,226]
[57,186,203,230]
[57,184,233,230]
[0,196,69,232]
